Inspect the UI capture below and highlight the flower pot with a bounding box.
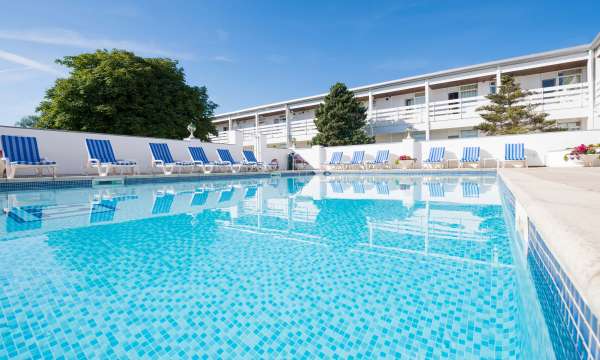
[395,160,415,169]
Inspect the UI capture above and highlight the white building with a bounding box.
[211,32,600,148]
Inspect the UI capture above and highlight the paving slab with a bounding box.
[499,167,600,317]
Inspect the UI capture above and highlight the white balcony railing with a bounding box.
[289,118,318,142]
[210,131,229,144]
[371,104,426,125]
[371,83,590,126]
[211,83,591,144]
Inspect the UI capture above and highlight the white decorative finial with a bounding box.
[185,122,196,141]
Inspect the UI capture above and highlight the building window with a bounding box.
[558,69,582,85]
[405,92,425,106]
[489,81,496,94]
[558,121,581,131]
[542,78,556,88]
[460,84,478,98]
[414,92,425,105]
[460,129,478,138]
[411,131,426,141]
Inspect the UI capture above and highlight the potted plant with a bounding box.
[395,155,415,169]
[563,144,600,167]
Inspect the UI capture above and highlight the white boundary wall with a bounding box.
[294,130,600,169]
[0,126,290,176]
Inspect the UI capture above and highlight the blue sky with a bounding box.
[0,0,599,125]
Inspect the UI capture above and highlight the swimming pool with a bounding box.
[0,173,576,358]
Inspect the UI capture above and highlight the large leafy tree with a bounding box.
[312,82,374,146]
[37,49,217,140]
[476,74,560,135]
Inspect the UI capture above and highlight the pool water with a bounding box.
[0,174,565,358]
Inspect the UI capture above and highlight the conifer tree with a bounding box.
[312,82,375,146]
[476,74,559,135]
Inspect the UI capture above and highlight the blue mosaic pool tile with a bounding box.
[0,179,92,192]
[499,175,599,360]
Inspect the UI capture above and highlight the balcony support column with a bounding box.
[228,116,232,132]
[496,67,502,90]
[254,112,260,153]
[368,90,374,137]
[425,81,431,140]
[588,49,596,129]
[285,104,292,148]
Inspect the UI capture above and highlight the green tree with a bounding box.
[15,115,40,128]
[476,74,560,135]
[312,82,374,146]
[37,49,217,140]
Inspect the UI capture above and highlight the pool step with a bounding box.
[92,178,125,187]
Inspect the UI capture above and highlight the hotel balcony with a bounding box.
[211,82,590,146]
[370,82,590,134]
[211,42,597,147]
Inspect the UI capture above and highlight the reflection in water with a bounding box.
[0,174,557,358]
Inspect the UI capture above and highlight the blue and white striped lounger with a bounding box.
[217,149,245,173]
[502,143,527,168]
[242,150,276,171]
[149,143,195,175]
[459,147,481,168]
[1,135,56,179]
[342,151,365,170]
[188,146,222,173]
[86,139,137,176]
[366,150,390,169]
[322,151,343,169]
[423,147,446,169]
[461,182,480,198]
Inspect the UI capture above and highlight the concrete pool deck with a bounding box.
[499,167,600,318]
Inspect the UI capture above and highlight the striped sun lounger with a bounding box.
[242,150,276,171]
[502,143,527,168]
[188,146,221,173]
[459,147,481,168]
[323,152,343,169]
[1,135,56,179]
[423,147,446,169]
[150,143,194,175]
[86,139,136,176]
[217,149,245,173]
[342,151,365,169]
[366,150,390,169]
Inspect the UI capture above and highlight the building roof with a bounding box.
[214,32,600,120]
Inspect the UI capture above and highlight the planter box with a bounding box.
[395,159,416,169]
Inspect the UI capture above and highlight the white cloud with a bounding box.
[211,55,234,63]
[0,49,63,75]
[0,29,192,59]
